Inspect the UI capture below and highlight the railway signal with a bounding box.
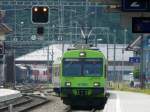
[37,26,44,35]
[31,6,49,23]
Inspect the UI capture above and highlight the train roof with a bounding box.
[63,49,105,58]
[67,48,100,51]
[67,45,101,51]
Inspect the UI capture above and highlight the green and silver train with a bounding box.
[59,47,107,107]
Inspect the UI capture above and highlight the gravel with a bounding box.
[28,95,68,112]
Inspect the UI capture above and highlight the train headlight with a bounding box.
[79,52,86,57]
[65,82,71,86]
[94,82,100,87]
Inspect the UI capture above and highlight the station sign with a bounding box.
[122,0,149,11]
[132,17,150,33]
[129,57,140,63]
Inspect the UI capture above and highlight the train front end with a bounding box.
[60,49,107,107]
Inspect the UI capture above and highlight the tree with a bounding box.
[133,68,140,79]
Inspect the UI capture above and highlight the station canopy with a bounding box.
[15,44,133,64]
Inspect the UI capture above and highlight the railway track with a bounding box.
[90,108,97,112]
[64,106,102,112]
[0,95,49,112]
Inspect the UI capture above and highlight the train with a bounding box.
[59,46,107,107]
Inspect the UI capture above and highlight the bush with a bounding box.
[133,68,140,79]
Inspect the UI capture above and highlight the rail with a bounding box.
[0,95,49,112]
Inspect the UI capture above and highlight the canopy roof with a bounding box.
[16,44,133,64]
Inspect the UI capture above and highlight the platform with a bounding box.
[0,89,22,102]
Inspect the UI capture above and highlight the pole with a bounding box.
[0,41,4,85]
[53,25,55,41]
[47,46,50,82]
[51,48,54,83]
[95,35,97,47]
[59,0,64,55]
[13,50,16,87]
[3,53,5,85]
[20,21,24,40]
[14,0,16,40]
[9,104,13,112]
[75,22,77,44]
[70,11,73,45]
[47,8,51,82]
[107,29,109,62]
[122,29,127,82]
[106,29,109,80]
[113,30,116,82]
[140,35,145,89]
[121,48,124,82]
[85,0,88,44]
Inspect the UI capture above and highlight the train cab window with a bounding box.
[62,58,103,77]
[83,61,103,76]
[63,59,81,76]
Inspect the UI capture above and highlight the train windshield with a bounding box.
[83,61,102,76]
[63,59,81,76]
[63,58,103,76]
